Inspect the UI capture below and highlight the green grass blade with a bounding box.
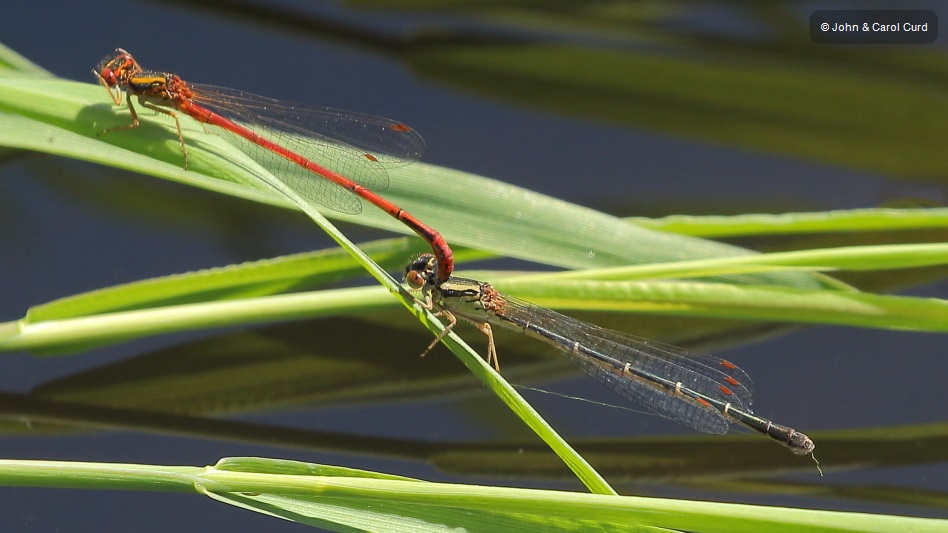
[3,276,941,355]
[506,243,948,283]
[500,279,948,332]
[0,457,942,532]
[24,238,428,322]
[24,238,488,323]
[0,75,835,290]
[632,208,948,238]
[3,241,945,355]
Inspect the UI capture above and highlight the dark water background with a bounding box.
[1,1,946,531]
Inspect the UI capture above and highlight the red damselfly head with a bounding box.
[94,48,140,88]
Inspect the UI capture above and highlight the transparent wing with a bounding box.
[187,83,424,214]
[484,294,756,434]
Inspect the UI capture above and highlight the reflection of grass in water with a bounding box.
[409,43,947,180]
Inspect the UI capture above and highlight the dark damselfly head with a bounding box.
[404,253,439,291]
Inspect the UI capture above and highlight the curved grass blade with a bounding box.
[0,75,838,290]
[0,457,943,532]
